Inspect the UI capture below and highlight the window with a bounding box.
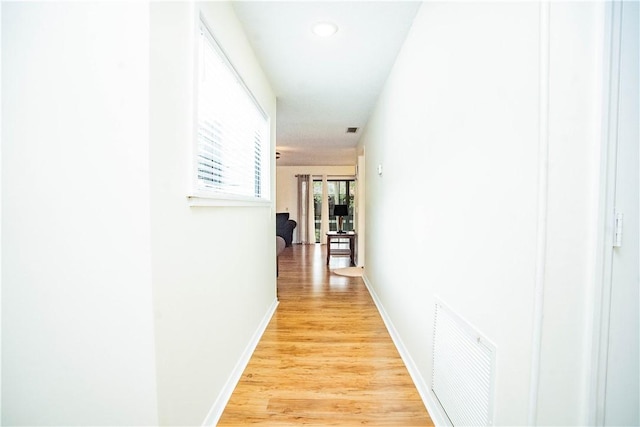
[193,18,270,203]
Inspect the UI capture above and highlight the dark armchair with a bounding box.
[276,213,297,247]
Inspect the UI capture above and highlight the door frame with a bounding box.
[589,2,624,424]
[356,152,366,267]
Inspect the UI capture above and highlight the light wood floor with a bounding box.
[218,244,433,426]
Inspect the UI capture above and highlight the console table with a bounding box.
[326,231,357,265]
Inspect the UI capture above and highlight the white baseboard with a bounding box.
[201,298,279,426]
[361,273,451,427]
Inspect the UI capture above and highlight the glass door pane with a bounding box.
[327,181,339,232]
[313,180,322,242]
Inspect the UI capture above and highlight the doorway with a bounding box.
[313,179,355,242]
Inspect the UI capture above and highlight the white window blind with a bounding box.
[195,19,270,201]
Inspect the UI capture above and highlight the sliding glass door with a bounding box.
[313,179,355,242]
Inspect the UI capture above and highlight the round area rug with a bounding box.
[332,267,364,277]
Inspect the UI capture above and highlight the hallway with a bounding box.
[218,244,433,425]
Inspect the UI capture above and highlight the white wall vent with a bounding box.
[432,300,496,426]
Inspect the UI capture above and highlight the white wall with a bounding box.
[150,2,277,425]
[2,3,159,425]
[359,2,603,425]
[3,2,277,425]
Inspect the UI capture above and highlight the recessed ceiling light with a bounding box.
[312,22,338,38]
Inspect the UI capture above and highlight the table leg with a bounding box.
[326,236,330,265]
[349,237,355,265]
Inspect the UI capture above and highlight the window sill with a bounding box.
[187,194,272,207]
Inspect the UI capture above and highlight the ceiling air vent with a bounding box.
[346,127,359,134]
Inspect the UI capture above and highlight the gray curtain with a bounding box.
[297,174,312,244]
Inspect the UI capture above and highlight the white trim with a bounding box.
[187,194,272,208]
[0,2,3,420]
[201,298,279,426]
[362,273,451,427]
[527,2,550,424]
[589,2,623,425]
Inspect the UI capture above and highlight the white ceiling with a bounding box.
[232,1,421,166]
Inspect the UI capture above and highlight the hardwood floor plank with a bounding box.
[218,244,433,426]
